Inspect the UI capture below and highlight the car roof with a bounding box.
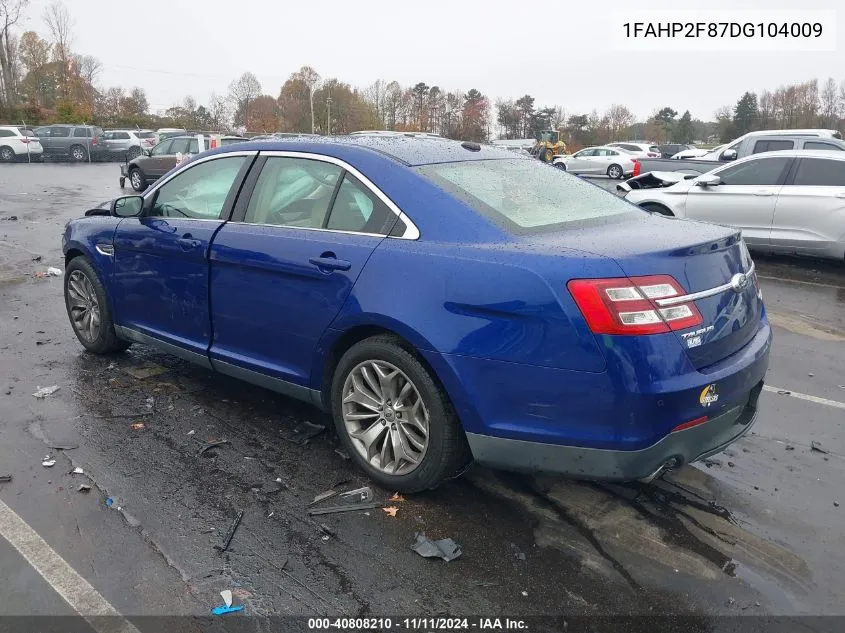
[727,149,845,163]
[206,135,519,166]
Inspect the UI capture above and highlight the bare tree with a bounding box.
[606,104,634,140]
[227,71,261,130]
[0,0,28,109]
[293,66,320,133]
[820,77,839,128]
[208,91,231,131]
[43,1,73,99]
[77,54,102,86]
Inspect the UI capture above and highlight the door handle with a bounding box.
[309,256,352,272]
[754,190,774,196]
[177,237,202,251]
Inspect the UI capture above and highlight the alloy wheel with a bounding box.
[0,147,13,162]
[131,171,142,190]
[341,360,430,476]
[66,270,101,344]
[72,146,85,161]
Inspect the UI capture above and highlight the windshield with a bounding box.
[538,131,556,143]
[416,158,634,233]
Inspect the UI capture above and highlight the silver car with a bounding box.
[102,129,156,159]
[619,150,845,261]
[552,146,638,179]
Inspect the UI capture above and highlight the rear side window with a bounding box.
[326,173,396,234]
[417,158,634,233]
[73,128,91,138]
[649,146,660,153]
[115,132,131,140]
[0,129,13,137]
[792,159,845,186]
[753,140,793,153]
[803,141,843,151]
[718,157,791,186]
[138,131,155,139]
[51,127,70,137]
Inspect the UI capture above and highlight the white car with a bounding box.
[673,145,721,159]
[618,150,845,261]
[552,146,638,179]
[607,142,661,157]
[0,126,44,162]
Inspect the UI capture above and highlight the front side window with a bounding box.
[717,157,791,186]
[169,138,190,154]
[244,157,342,228]
[792,159,845,186]
[417,158,634,232]
[575,149,595,157]
[151,140,172,156]
[150,156,247,220]
[326,173,396,234]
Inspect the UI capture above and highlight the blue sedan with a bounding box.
[62,136,772,492]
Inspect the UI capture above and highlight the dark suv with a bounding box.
[34,124,108,161]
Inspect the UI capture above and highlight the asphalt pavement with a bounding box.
[0,164,843,631]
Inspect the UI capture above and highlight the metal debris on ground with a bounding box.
[308,501,388,516]
[382,506,399,517]
[811,441,828,454]
[32,255,42,262]
[278,420,326,445]
[32,385,60,398]
[197,439,230,457]
[71,467,84,475]
[220,590,233,608]
[124,364,169,380]
[214,510,244,552]
[318,523,335,536]
[334,448,350,460]
[48,443,78,450]
[41,457,56,467]
[78,484,91,493]
[410,533,462,562]
[339,486,372,503]
[785,445,795,451]
[211,605,243,616]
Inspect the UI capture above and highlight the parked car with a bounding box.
[657,143,694,158]
[673,145,722,159]
[552,145,638,179]
[607,142,661,157]
[0,125,44,162]
[632,130,845,176]
[34,124,108,161]
[618,150,845,261]
[119,135,199,190]
[102,129,156,160]
[156,128,187,143]
[63,136,770,492]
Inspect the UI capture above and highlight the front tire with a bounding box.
[553,162,566,171]
[64,257,130,354]
[0,145,14,162]
[331,335,470,493]
[70,145,87,162]
[129,168,147,192]
[607,164,623,179]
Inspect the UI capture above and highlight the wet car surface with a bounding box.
[1,164,844,630]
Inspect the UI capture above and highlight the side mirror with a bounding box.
[112,195,144,217]
[696,174,721,187]
[720,149,737,161]
[144,149,152,157]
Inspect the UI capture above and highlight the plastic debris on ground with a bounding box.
[382,506,399,517]
[124,364,169,380]
[308,501,387,516]
[339,486,372,503]
[309,489,339,507]
[410,533,462,562]
[211,605,243,616]
[71,467,84,475]
[220,590,233,608]
[278,420,325,445]
[197,439,229,457]
[41,456,56,467]
[48,443,78,450]
[32,385,60,399]
[811,441,828,454]
[46,267,62,276]
[78,484,91,493]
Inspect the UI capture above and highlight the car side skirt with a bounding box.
[113,326,324,409]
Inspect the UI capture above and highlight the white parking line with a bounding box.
[0,498,141,633]
[757,274,845,291]
[763,385,845,410]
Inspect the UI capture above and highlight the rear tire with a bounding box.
[64,257,130,354]
[0,145,14,162]
[70,145,87,162]
[331,335,471,493]
[640,202,674,216]
[129,168,147,192]
[607,164,623,179]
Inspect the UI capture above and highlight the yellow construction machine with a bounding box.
[531,130,567,163]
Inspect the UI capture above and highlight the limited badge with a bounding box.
[700,384,719,407]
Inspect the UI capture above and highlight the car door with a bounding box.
[769,157,845,254]
[208,154,400,390]
[49,126,71,154]
[568,149,595,173]
[112,153,254,361]
[111,131,132,153]
[683,155,792,247]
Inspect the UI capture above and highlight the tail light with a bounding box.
[92,137,98,145]
[567,275,703,335]
[632,160,641,176]
[647,152,659,157]
[21,137,29,144]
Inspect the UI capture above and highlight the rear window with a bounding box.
[416,159,634,233]
[138,131,155,138]
[803,141,843,151]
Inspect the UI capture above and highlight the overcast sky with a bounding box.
[18,0,843,121]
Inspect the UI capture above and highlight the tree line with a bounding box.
[2,1,845,146]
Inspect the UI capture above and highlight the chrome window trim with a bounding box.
[239,150,420,240]
[655,263,756,307]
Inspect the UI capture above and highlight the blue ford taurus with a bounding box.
[62,136,771,492]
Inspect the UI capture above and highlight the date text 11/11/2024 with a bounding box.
[307,617,528,630]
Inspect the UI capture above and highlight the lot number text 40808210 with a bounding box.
[307,617,528,630]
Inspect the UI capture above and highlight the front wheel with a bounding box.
[607,164,623,179]
[331,335,470,493]
[129,168,147,192]
[0,146,15,162]
[64,257,130,354]
[553,162,566,171]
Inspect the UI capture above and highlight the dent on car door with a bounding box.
[208,155,399,391]
[112,155,253,361]
[684,156,791,246]
[770,157,845,252]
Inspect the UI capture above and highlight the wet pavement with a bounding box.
[1,164,844,630]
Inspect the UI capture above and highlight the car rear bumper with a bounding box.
[466,380,762,481]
